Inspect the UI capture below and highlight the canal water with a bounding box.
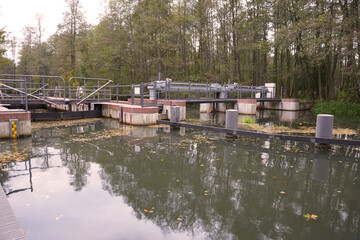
[0,118,359,240]
[186,105,360,140]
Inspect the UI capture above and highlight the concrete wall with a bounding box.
[102,103,158,125]
[49,103,92,112]
[236,99,257,115]
[158,100,186,121]
[200,103,213,113]
[260,99,314,111]
[0,111,31,138]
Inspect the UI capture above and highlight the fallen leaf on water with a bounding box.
[304,213,318,221]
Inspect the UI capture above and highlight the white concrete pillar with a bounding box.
[315,114,334,148]
[170,106,180,122]
[148,85,156,100]
[200,103,213,113]
[265,83,276,98]
[217,92,227,112]
[236,99,257,115]
[226,109,238,131]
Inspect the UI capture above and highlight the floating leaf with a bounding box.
[304,213,318,221]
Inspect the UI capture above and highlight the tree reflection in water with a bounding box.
[1,120,359,239]
[88,123,360,239]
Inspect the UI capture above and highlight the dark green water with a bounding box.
[1,119,360,240]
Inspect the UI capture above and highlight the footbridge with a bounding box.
[0,73,311,132]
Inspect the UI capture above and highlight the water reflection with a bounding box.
[312,151,331,181]
[1,120,360,239]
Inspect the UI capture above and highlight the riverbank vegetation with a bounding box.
[1,0,359,102]
[312,102,360,117]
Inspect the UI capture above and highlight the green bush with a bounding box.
[240,116,256,124]
[312,101,360,117]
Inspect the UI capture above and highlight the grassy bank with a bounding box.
[312,101,360,117]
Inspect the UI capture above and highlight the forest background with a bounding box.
[0,0,359,102]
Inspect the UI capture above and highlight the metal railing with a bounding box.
[0,74,281,110]
[1,74,67,102]
[68,77,114,105]
[152,79,280,101]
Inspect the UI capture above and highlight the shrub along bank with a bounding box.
[312,102,360,117]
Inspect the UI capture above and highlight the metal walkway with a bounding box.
[1,74,280,110]
[0,187,27,240]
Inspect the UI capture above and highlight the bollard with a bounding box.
[315,114,334,148]
[170,106,180,123]
[226,109,238,137]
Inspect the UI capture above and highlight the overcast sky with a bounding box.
[0,0,106,41]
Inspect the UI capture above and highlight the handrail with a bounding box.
[69,77,114,101]
[76,80,113,105]
[31,83,49,95]
[1,74,66,102]
[0,80,59,106]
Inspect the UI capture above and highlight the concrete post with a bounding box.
[265,83,276,98]
[200,103,213,113]
[170,106,180,122]
[217,91,227,112]
[148,85,156,100]
[225,109,238,131]
[315,114,334,148]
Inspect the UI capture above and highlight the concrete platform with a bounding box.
[236,99,257,115]
[101,102,158,125]
[0,187,27,240]
[0,107,31,139]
